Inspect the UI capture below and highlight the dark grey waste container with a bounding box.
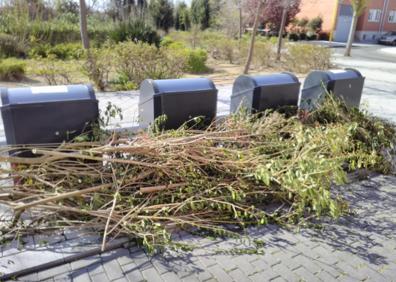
[230,73,300,113]
[139,78,218,130]
[299,68,365,111]
[1,85,99,146]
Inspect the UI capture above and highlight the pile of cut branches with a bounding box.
[0,97,394,252]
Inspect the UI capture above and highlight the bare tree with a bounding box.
[276,0,296,61]
[344,0,368,57]
[243,0,266,74]
[219,0,242,38]
[79,0,90,49]
[238,0,243,40]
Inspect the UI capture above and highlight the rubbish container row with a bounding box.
[0,68,365,147]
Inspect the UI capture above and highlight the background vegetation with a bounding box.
[0,0,330,90]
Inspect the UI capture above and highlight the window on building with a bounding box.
[368,9,382,22]
[389,10,396,23]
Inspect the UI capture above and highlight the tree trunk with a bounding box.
[243,1,264,74]
[344,10,358,57]
[79,0,90,49]
[239,4,243,40]
[276,7,288,61]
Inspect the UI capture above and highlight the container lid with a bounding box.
[150,78,216,94]
[139,78,217,106]
[232,72,300,99]
[248,72,299,87]
[1,85,96,106]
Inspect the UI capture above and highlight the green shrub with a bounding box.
[253,41,276,68]
[32,56,75,85]
[318,32,330,41]
[0,58,26,81]
[299,33,307,41]
[306,32,318,41]
[0,12,111,46]
[308,17,323,33]
[47,43,84,60]
[83,48,113,91]
[206,37,238,64]
[110,73,138,91]
[288,33,299,41]
[29,43,84,60]
[110,20,161,47]
[166,42,208,73]
[28,44,51,58]
[113,41,186,86]
[186,48,208,73]
[0,33,26,58]
[160,36,175,47]
[285,43,331,73]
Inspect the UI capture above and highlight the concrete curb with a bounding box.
[0,237,132,281]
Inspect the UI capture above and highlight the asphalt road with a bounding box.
[331,44,396,122]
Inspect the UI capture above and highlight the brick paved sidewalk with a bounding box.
[1,174,395,282]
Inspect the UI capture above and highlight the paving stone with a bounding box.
[315,261,342,278]
[272,263,299,281]
[249,268,279,282]
[86,261,106,276]
[337,275,360,282]
[0,246,64,276]
[1,239,24,257]
[70,255,101,271]
[18,272,39,281]
[141,267,164,282]
[101,248,131,266]
[151,257,172,274]
[228,268,252,282]
[196,269,213,282]
[37,263,72,281]
[292,255,322,274]
[182,274,201,282]
[294,266,319,282]
[251,258,269,273]
[335,262,369,280]
[102,254,124,280]
[69,268,92,282]
[112,277,129,282]
[130,249,153,271]
[121,261,145,282]
[230,256,257,276]
[41,278,55,282]
[354,266,388,282]
[277,256,302,271]
[172,264,197,278]
[215,254,238,272]
[161,271,182,282]
[270,276,286,282]
[34,233,66,247]
[207,265,232,282]
[197,254,217,268]
[89,272,109,282]
[316,270,337,282]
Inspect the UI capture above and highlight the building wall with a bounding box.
[383,0,396,31]
[296,0,396,42]
[355,0,396,42]
[295,0,338,32]
[356,0,385,31]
